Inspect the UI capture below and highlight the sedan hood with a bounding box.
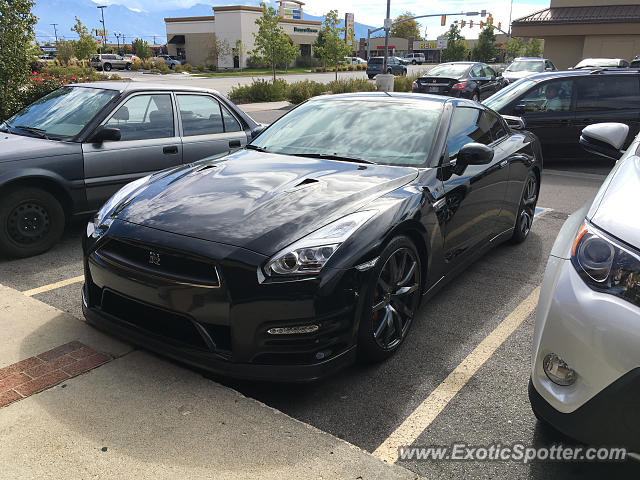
[115,149,418,255]
[502,71,536,82]
[0,132,79,163]
[589,154,640,249]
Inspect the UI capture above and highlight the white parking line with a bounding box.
[22,275,84,297]
[372,286,541,464]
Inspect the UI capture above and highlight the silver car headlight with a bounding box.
[264,210,378,276]
[87,175,151,237]
[571,221,640,308]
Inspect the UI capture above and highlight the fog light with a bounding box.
[267,325,319,335]
[543,353,577,386]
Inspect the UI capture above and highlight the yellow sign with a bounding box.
[415,41,437,50]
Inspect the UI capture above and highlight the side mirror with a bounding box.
[457,143,494,166]
[496,71,502,77]
[579,122,628,160]
[91,126,121,143]
[251,124,267,139]
[513,104,526,115]
[502,115,526,130]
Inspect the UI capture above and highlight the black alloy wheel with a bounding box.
[511,171,538,243]
[358,236,422,361]
[387,68,392,74]
[0,187,65,258]
[471,92,480,102]
[103,63,112,71]
[125,63,131,70]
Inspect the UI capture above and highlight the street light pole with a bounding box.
[51,23,58,43]
[97,5,107,47]
[383,0,391,71]
[508,0,514,38]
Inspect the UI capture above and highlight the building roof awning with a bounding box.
[168,35,185,45]
[513,5,640,26]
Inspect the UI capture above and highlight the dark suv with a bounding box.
[484,69,640,160]
[366,57,407,79]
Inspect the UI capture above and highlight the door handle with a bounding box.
[499,160,508,168]
[163,145,178,154]
[229,139,242,148]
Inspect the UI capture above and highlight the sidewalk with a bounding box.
[0,284,417,480]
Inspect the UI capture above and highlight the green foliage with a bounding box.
[472,26,498,63]
[325,78,375,94]
[56,39,75,64]
[71,17,97,60]
[523,38,543,58]
[208,34,230,68]
[250,2,295,81]
[286,80,327,104]
[315,10,352,80]
[394,71,423,92]
[441,23,467,62]
[123,44,133,54]
[229,78,288,103]
[132,38,152,59]
[390,11,421,40]
[503,37,524,60]
[0,0,37,120]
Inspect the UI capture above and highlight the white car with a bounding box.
[402,53,425,65]
[530,122,640,452]
[344,56,367,65]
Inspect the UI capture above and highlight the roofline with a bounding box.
[213,5,263,13]
[512,5,640,26]
[165,16,215,22]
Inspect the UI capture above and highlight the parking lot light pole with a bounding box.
[383,0,391,69]
[97,5,107,47]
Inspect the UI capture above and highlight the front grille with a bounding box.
[97,238,221,288]
[101,290,209,350]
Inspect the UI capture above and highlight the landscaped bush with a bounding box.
[286,80,327,104]
[196,64,206,72]
[182,63,194,73]
[394,72,422,92]
[246,55,268,69]
[325,78,376,94]
[130,62,141,71]
[294,56,321,69]
[228,78,288,103]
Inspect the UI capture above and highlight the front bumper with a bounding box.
[82,220,369,382]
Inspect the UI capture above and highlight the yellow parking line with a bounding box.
[22,275,85,297]
[372,286,541,464]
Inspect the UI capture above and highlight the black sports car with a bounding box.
[82,93,542,381]
[412,62,506,101]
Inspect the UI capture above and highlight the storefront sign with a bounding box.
[294,27,318,33]
[376,45,396,49]
[283,8,302,19]
[413,41,438,50]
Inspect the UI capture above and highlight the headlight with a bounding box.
[264,210,377,276]
[88,175,151,237]
[571,222,640,308]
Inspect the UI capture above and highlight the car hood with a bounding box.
[0,132,79,163]
[589,154,640,249]
[502,70,537,81]
[114,149,419,255]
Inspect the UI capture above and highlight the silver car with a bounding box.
[501,57,556,84]
[529,122,640,452]
[90,54,132,72]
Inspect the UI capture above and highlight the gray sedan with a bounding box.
[0,82,261,257]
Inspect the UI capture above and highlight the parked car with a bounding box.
[529,122,640,452]
[572,58,630,69]
[344,56,367,65]
[366,57,407,78]
[502,57,556,84]
[483,69,640,160]
[402,53,426,65]
[156,54,184,69]
[90,54,132,71]
[412,62,505,101]
[123,53,140,63]
[0,82,260,257]
[82,92,542,381]
[631,56,640,68]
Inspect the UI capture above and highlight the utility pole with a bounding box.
[97,5,107,47]
[508,0,514,38]
[51,23,58,43]
[383,0,391,71]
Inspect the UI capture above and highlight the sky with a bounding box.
[84,0,549,39]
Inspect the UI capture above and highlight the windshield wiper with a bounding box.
[13,125,50,140]
[246,144,267,152]
[287,153,376,165]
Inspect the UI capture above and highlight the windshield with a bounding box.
[369,57,383,64]
[249,98,443,166]
[426,63,471,78]
[483,78,536,112]
[575,58,619,68]
[506,61,543,73]
[3,86,117,139]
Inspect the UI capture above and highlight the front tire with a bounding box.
[368,74,374,79]
[103,63,112,72]
[511,171,538,244]
[125,63,131,70]
[0,187,65,258]
[358,236,422,362]
[412,60,417,65]
[471,92,480,102]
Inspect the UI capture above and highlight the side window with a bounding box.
[483,66,495,78]
[104,94,174,141]
[486,110,508,142]
[576,77,640,111]
[517,80,573,113]
[446,107,493,158]
[221,104,242,132]
[471,65,484,78]
[177,94,225,136]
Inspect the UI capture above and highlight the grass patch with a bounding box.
[194,67,311,77]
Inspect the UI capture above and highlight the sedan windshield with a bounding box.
[483,78,536,112]
[250,98,443,166]
[2,86,117,139]
[426,63,471,77]
[506,61,543,73]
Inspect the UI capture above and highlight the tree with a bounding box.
[390,11,421,40]
[208,34,231,69]
[314,10,351,80]
[132,38,151,59]
[523,38,543,58]
[0,0,37,121]
[56,39,76,64]
[503,37,524,60]
[275,35,298,72]
[232,39,246,70]
[250,2,288,81]
[472,26,498,62]
[441,23,467,62]
[123,44,132,55]
[71,17,97,61]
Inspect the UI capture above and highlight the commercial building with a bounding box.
[164,2,321,68]
[512,0,640,69]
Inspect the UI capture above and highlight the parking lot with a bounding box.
[2,108,637,480]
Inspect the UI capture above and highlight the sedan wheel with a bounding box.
[359,236,422,361]
[511,171,538,243]
[103,63,112,72]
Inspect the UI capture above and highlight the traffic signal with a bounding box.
[469,20,473,28]
[460,20,466,28]
[487,14,494,26]
[480,21,484,28]
[441,15,446,26]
